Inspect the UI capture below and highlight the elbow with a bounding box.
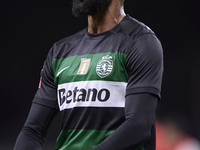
[22,122,46,144]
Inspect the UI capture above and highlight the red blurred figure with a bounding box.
[156,117,200,150]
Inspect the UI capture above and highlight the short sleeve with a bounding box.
[125,34,163,99]
[33,48,58,108]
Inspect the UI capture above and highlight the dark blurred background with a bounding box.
[0,0,199,149]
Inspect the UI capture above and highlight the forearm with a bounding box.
[92,94,158,150]
[14,129,43,150]
[14,102,58,150]
[93,118,149,150]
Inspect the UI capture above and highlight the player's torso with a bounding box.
[53,32,131,150]
[53,33,131,111]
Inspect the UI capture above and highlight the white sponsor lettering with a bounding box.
[57,81,127,110]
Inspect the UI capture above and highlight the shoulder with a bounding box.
[120,15,155,40]
[120,15,163,57]
[54,28,87,47]
[125,33,163,69]
[48,28,87,59]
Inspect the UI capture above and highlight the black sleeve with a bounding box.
[126,34,163,100]
[91,93,158,150]
[13,102,58,150]
[34,47,58,108]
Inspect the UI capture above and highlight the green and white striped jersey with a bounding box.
[34,15,163,150]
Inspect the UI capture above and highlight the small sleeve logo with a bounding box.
[38,77,42,88]
[96,55,113,78]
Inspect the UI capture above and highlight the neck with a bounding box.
[88,0,126,34]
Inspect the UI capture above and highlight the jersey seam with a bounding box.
[126,86,160,97]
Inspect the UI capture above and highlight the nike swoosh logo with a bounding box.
[56,66,70,77]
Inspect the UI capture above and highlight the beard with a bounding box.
[72,0,111,18]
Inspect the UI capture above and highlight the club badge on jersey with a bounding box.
[96,55,113,78]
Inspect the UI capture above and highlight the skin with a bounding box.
[87,0,126,34]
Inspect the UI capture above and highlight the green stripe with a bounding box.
[54,129,145,150]
[54,129,114,150]
[52,52,127,86]
[135,143,145,150]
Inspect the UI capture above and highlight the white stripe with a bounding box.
[57,81,127,111]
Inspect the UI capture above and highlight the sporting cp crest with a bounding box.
[96,55,113,78]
